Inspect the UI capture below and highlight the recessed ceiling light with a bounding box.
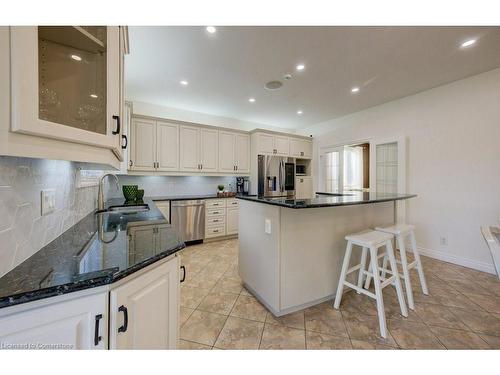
[351,87,360,93]
[206,26,217,34]
[180,80,189,86]
[248,97,256,103]
[90,94,98,98]
[297,110,303,115]
[70,54,82,61]
[296,64,305,71]
[460,39,477,48]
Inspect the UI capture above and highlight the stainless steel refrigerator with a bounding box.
[258,155,296,197]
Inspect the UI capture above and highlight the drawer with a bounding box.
[226,198,239,207]
[207,208,225,216]
[205,225,226,238]
[206,215,225,226]
[206,199,226,208]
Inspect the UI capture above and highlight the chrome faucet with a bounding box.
[98,173,120,211]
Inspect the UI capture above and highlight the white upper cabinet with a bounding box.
[109,257,179,349]
[179,125,201,172]
[256,133,275,154]
[10,26,122,157]
[156,121,179,171]
[130,118,156,171]
[218,131,250,174]
[234,133,250,173]
[0,292,108,350]
[290,138,313,159]
[295,176,313,199]
[274,135,290,156]
[218,131,236,173]
[200,128,219,172]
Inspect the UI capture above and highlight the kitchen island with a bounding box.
[237,192,416,316]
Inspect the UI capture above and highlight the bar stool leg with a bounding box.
[364,261,372,290]
[369,246,387,338]
[357,246,368,293]
[386,240,408,317]
[398,234,414,310]
[334,241,353,309]
[409,230,429,295]
[380,255,389,280]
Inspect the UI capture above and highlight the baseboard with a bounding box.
[416,246,496,275]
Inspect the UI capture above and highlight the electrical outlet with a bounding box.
[440,236,448,246]
[41,189,56,216]
[265,219,272,234]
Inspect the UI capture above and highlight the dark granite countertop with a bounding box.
[150,194,240,202]
[236,192,417,209]
[0,198,185,309]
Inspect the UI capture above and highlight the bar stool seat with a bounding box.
[334,229,408,338]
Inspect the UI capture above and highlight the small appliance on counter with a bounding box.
[236,177,250,195]
[295,164,306,176]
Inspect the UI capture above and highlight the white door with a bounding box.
[10,26,121,154]
[257,133,275,154]
[218,131,235,173]
[274,136,290,156]
[0,292,108,350]
[156,121,179,171]
[320,146,344,193]
[235,133,250,174]
[109,257,180,349]
[130,118,156,171]
[179,125,200,172]
[200,128,219,172]
[295,177,313,199]
[369,137,407,222]
[226,207,239,235]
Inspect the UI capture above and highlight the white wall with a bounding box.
[131,100,296,133]
[299,68,500,273]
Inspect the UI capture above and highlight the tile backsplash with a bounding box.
[0,156,99,277]
[108,175,237,199]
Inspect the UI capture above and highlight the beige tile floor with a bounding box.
[178,238,500,350]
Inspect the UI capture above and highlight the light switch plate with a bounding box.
[265,219,272,234]
[41,189,56,216]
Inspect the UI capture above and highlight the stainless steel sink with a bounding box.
[97,204,150,214]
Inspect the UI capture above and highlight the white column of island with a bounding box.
[237,192,416,317]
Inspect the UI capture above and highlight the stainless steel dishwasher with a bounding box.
[170,200,205,242]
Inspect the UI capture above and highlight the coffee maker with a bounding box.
[236,177,249,195]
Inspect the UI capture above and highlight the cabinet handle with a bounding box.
[121,134,128,149]
[214,229,219,233]
[112,115,121,135]
[300,151,304,156]
[213,203,219,206]
[118,305,128,333]
[180,265,186,283]
[213,219,219,222]
[236,165,238,171]
[94,314,103,346]
[200,164,203,170]
[129,160,133,167]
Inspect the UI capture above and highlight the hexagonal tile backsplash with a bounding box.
[0,156,99,277]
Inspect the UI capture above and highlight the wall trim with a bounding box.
[416,246,496,275]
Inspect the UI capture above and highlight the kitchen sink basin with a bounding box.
[97,204,150,214]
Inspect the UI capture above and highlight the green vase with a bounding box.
[122,185,138,201]
[136,189,145,200]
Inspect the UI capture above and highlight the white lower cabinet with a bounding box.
[0,256,181,350]
[109,257,180,349]
[226,206,239,235]
[0,292,108,350]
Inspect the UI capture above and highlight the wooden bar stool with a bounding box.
[366,224,429,310]
[334,230,408,338]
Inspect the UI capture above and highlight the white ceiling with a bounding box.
[125,26,500,130]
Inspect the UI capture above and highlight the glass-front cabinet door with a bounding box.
[10,26,122,156]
